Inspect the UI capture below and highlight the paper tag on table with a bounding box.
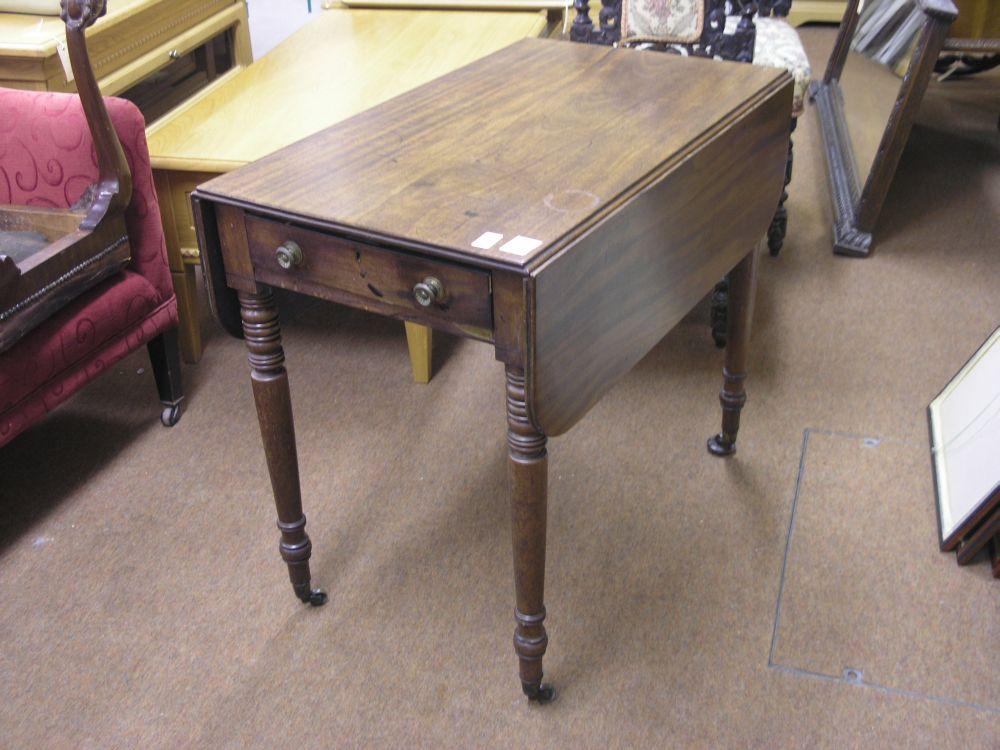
[471,232,503,250]
[498,236,543,257]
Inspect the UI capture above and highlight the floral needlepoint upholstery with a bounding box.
[753,16,811,117]
[0,89,178,447]
[622,0,704,44]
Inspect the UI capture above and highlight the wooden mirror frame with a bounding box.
[809,0,957,257]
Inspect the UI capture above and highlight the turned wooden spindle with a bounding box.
[505,365,554,703]
[239,289,327,606]
[570,0,593,41]
[708,247,759,456]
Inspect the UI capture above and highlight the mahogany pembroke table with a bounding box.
[192,38,792,702]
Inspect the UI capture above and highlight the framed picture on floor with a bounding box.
[928,326,1000,553]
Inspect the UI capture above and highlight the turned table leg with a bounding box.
[505,365,554,703]
[708,246,759,457]
[239,289,327,606]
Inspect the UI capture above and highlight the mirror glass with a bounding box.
[840,0,923,181]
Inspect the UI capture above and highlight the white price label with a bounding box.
[471,231,503,250]
[498,236,543,257]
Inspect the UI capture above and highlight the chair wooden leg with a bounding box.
[147,327,183,427]
[767,118,797,257]
[710,276,729,349]
[404,321,433,383]
[708,246,759,456]
[173,264,203,364]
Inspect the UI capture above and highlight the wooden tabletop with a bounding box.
[199,38,789,270]
[145,8,551,172]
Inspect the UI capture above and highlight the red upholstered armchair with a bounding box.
[0,89,182,447]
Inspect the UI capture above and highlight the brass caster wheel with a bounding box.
[707,433,735,457]
[522,681,556,704]
[296,586,328,607]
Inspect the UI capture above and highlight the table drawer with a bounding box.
[244,214,493,334]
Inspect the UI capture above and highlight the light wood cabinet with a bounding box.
[0,0,252,122]
[950,0,1000,40]
[788,1,847,26]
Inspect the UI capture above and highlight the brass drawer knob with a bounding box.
[413,277,444,307]
[275,240,303,270]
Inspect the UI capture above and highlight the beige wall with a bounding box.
[246,0,317,57]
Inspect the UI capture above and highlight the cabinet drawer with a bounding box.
[244,215,493,336]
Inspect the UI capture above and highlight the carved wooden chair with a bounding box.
[570,0,810,345]
[0,0,183,445]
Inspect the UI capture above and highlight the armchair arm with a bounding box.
[61,0,132,229]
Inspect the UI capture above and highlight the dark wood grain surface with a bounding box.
[197,38,788,270]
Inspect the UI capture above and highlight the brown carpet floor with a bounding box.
[1,27,997,749]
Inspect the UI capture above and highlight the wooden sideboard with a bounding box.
[949,0,1000,42]
[0,0,251,122]
[787,1,847,26]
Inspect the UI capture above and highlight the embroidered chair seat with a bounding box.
[753,16,811,116]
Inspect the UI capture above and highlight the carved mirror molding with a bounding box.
[810,0,958,256]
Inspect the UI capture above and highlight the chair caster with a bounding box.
[707,433,735,457]
[161,402,182,427]
[295,586,328,607]
[522,681,556,704]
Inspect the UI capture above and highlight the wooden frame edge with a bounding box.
[927,325,1000,552]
